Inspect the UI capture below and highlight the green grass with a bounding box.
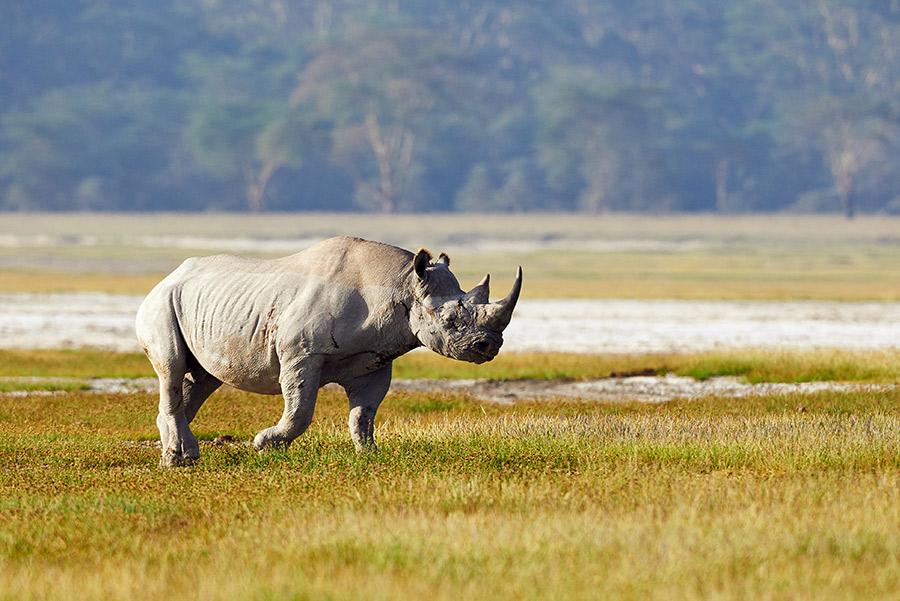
[395,349,900,383]
[3,348,897,384]
[0,349,152,379]
[668,349,900,383]
[0,378,88,393]
[1,386,898,600]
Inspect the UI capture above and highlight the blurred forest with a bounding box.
[2,1,899,215]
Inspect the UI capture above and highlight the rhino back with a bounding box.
[160,237,417,391]
[279,236,415,288]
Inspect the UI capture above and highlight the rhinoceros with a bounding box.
[135,236,522,466]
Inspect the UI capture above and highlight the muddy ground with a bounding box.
[2,375,891,405]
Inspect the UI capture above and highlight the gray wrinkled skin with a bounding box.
[135,236,522,467]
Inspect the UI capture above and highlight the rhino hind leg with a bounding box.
[253,355,323,451]
[139,308,201,468]
[182,366,222,424]
[153,369,216,465]
[344,364,392,452]
[157,372,200,467]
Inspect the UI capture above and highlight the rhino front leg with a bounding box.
[253,355,323,450]
[344,363,392,452]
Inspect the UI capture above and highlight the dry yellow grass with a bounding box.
[1,213,898,299]
[2,247,898,300]
[0,269,160,295]
[0,386,898,600]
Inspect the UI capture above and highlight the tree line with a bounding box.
[2,1,898,216]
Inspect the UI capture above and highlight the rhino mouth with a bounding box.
[471,353,495,364]
[466,332,503,363]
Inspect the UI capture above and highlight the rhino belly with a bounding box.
[190,339,282,395]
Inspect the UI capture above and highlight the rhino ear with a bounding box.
[414,248,432,280]
[436,252,450,267]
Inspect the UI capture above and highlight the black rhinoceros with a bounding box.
[135,236,521,466]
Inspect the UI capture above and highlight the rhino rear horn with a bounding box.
[465,274,490,304]
[479,267,522,331]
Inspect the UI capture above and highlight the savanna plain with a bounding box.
[1,214,899,600]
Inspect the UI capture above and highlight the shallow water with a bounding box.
[1,293,898,353]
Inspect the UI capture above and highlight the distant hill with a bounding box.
[2,2,898,215]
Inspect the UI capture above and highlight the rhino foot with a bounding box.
[354,442,379,454]
[253,426,294,451]
[160,448,198,468]
[159,431,200,468]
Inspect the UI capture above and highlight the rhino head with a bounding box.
[408,249,522,364]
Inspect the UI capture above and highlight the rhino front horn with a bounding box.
[479,266,522,331]
[465,273,491,304]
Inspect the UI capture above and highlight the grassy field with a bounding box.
[1,384,898,600]
[2,348,899,384]
[2,213,898,599]
[1,213,898,299]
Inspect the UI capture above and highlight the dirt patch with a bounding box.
[392,376,893,404]
[121,438,251,449]
[87,377,158,393]
[3,375,888,405]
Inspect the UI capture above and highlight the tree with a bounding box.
[723,0,900,216]
[535,68,668,212]
[0,83,185,210]
[291,28,485,212]
[455,164,496,211]
[2,1,900,214]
